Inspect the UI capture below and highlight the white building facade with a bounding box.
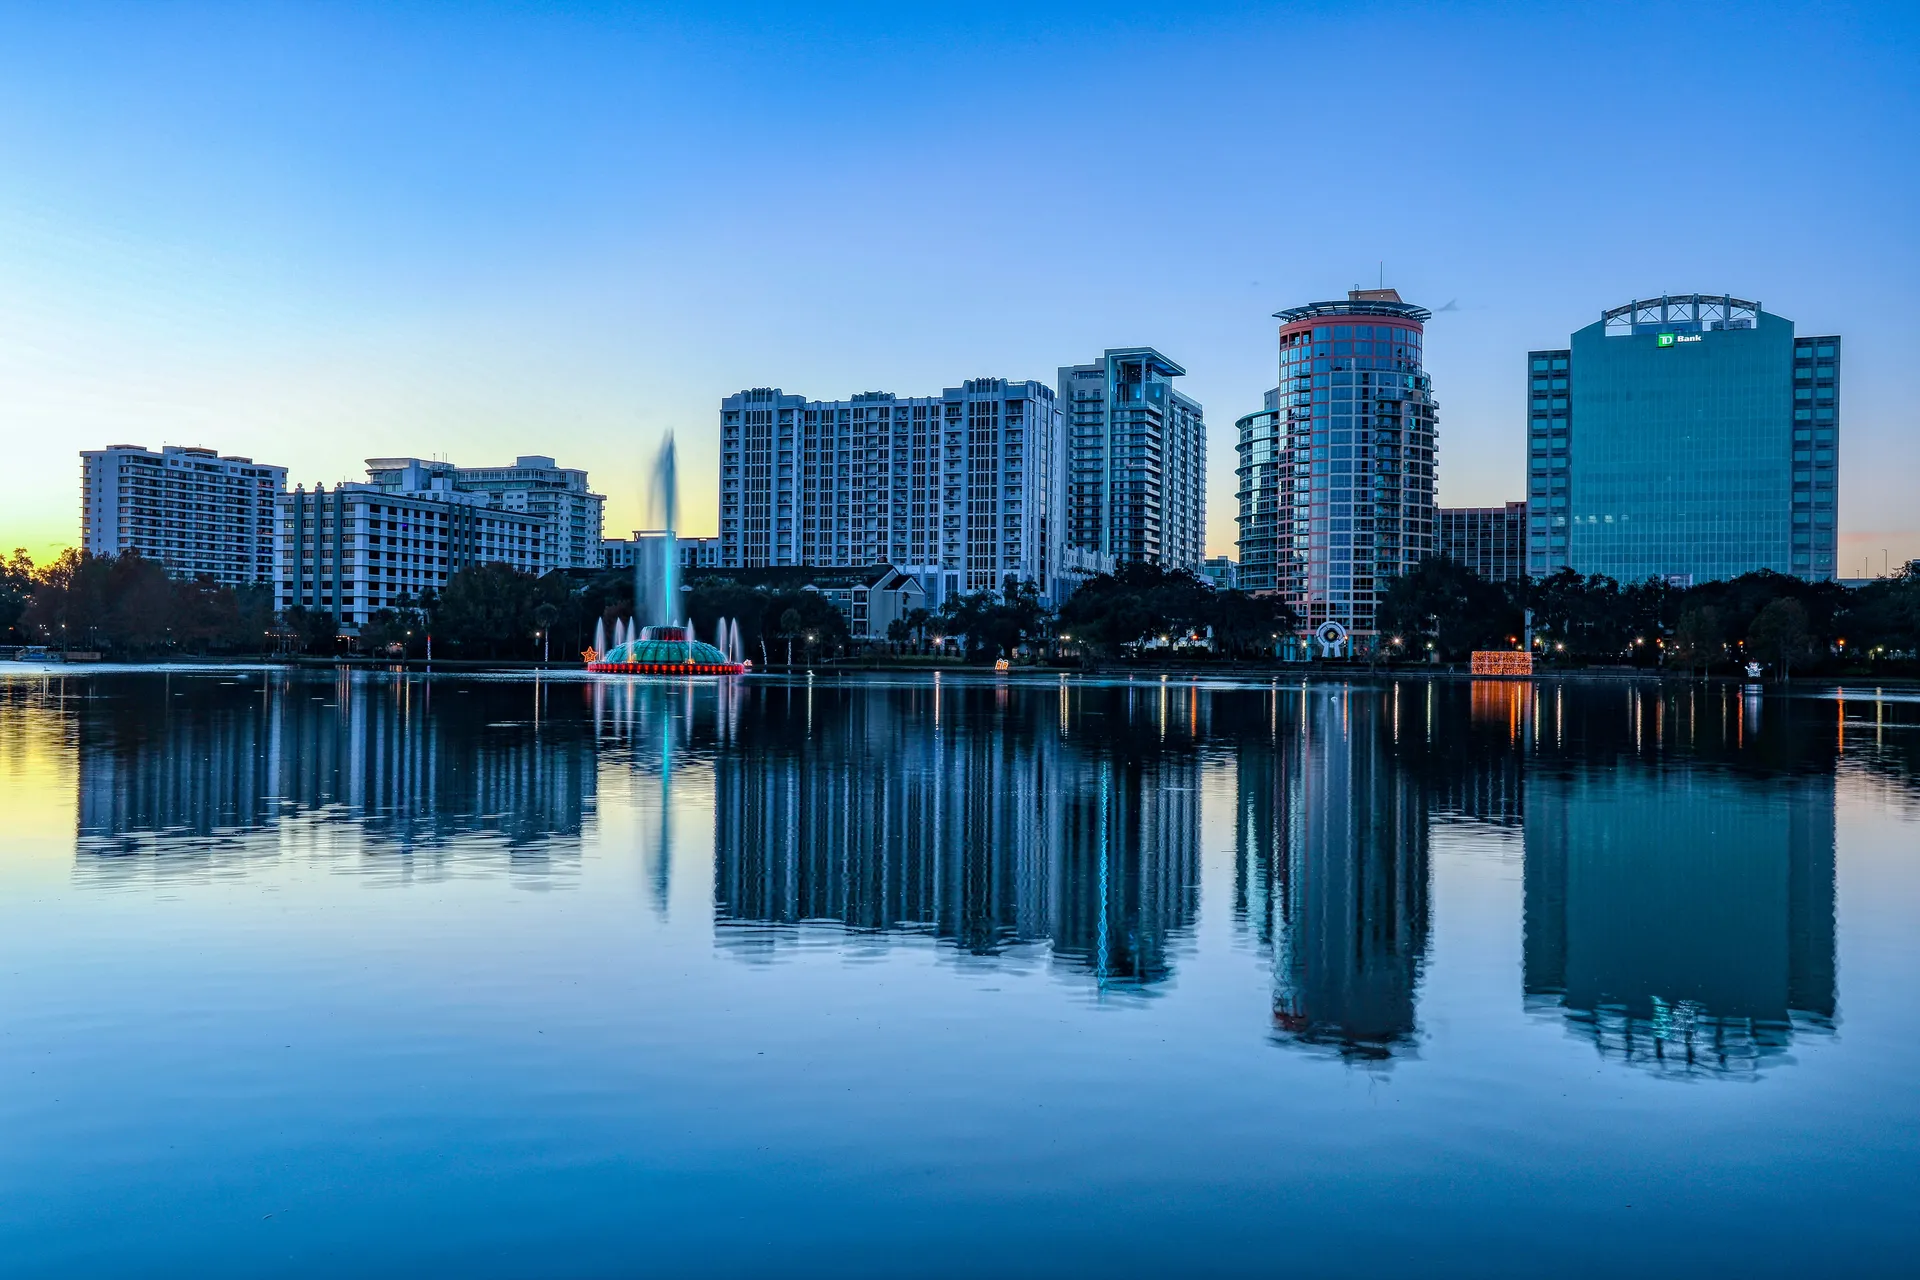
[365,455,604,571]
[276,463,546,630]
[81,444,287,585]
[717,378,1066,607]
[1057,349,1206,572]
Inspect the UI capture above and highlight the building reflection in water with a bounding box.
[712,679,1201,993]
[1522,683,1838,1077]
[1236,684,1432,1063]
[49,668,1854,1067]
[73,672,598,869]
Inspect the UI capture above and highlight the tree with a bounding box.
[1521,568,1637,661]
[1205,588,1296,658]
[25,550,181,654]
[1748,597,1812,681]
[942,578,1049,661]
[431,563,545,659]
[763,590,847,655]
[1377,556,1517,661]
[0,549,33,642]
[1669,606,1724,676]
[281,605,342,654]
[359,597,427,656]
[901,607,935,652]
[1838,567,1920,660]
[1055,564,1199,655]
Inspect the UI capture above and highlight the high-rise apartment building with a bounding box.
[277,462,546,629]
[1438,503,1527,582]
[717,378,1064,607]
[1234,388,1284,593]
[1526,294,1839,583]
[1057,349,1206,571]
[80,444,287,585]
[1269,289,1439,646]
[365,455,605,571]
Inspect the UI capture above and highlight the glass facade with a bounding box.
[1232,388,1283,594]
[1437,502,1527,582]
[1527,295,1838,584]
[1269,290,1439,643]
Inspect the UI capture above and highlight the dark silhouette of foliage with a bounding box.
[1837,565,1920,658]
[426,564,578,660]
[942,578,1048,660]
[1377,555,1520,660]
[1055,564,1292,657]
[19,550,274,655]
[1748,597,1812,680]
[1,549,35,642]
[1670,606,1725,675]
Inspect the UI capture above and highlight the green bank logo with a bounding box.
[1657,332,1675,348]
[1656,332,1703,347]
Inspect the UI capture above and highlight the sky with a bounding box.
[1,1,1916,573]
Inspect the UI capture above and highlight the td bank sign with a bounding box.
[1656,332,1704,347]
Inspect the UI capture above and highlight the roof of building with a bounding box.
[1275,286,1432,324]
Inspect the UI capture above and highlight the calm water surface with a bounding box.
[1,669,1917,1276]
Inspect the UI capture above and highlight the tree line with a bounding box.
[1379,556,1920,674]
[2,549,274,655]
[9,545,1919,674]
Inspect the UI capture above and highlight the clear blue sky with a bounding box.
[2,1,1915,570]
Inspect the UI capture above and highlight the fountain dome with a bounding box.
[589,625,745,675]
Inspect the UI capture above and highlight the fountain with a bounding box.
[589,433,746,675]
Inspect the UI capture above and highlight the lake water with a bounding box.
[1,668,1916,1276]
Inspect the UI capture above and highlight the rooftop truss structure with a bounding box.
[1603,294,1760,335]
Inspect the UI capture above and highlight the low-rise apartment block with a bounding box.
[366,454,604,572]
[276,462,546,629]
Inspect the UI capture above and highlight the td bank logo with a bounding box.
[1656,332,1703,347]
[1657,332,1675,347]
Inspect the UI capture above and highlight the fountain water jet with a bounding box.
[588,433,744,675]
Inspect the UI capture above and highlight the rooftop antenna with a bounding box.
[1379,261,1384,288]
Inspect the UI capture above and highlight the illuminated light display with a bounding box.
[1470,650,1534,676]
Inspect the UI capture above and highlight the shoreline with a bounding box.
[5,656,1920,692]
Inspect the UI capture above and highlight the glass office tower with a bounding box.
[1526,294,1840,583]
[1271,289,1439,648]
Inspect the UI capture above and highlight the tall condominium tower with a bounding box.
[1233,388,1284,594]
[1270,289,1439,646]
[1527,294,1839,584]
[717,378,1064,607]
[81,444,287,586]
[364,455,605,571]
[1057,349,1206,571]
